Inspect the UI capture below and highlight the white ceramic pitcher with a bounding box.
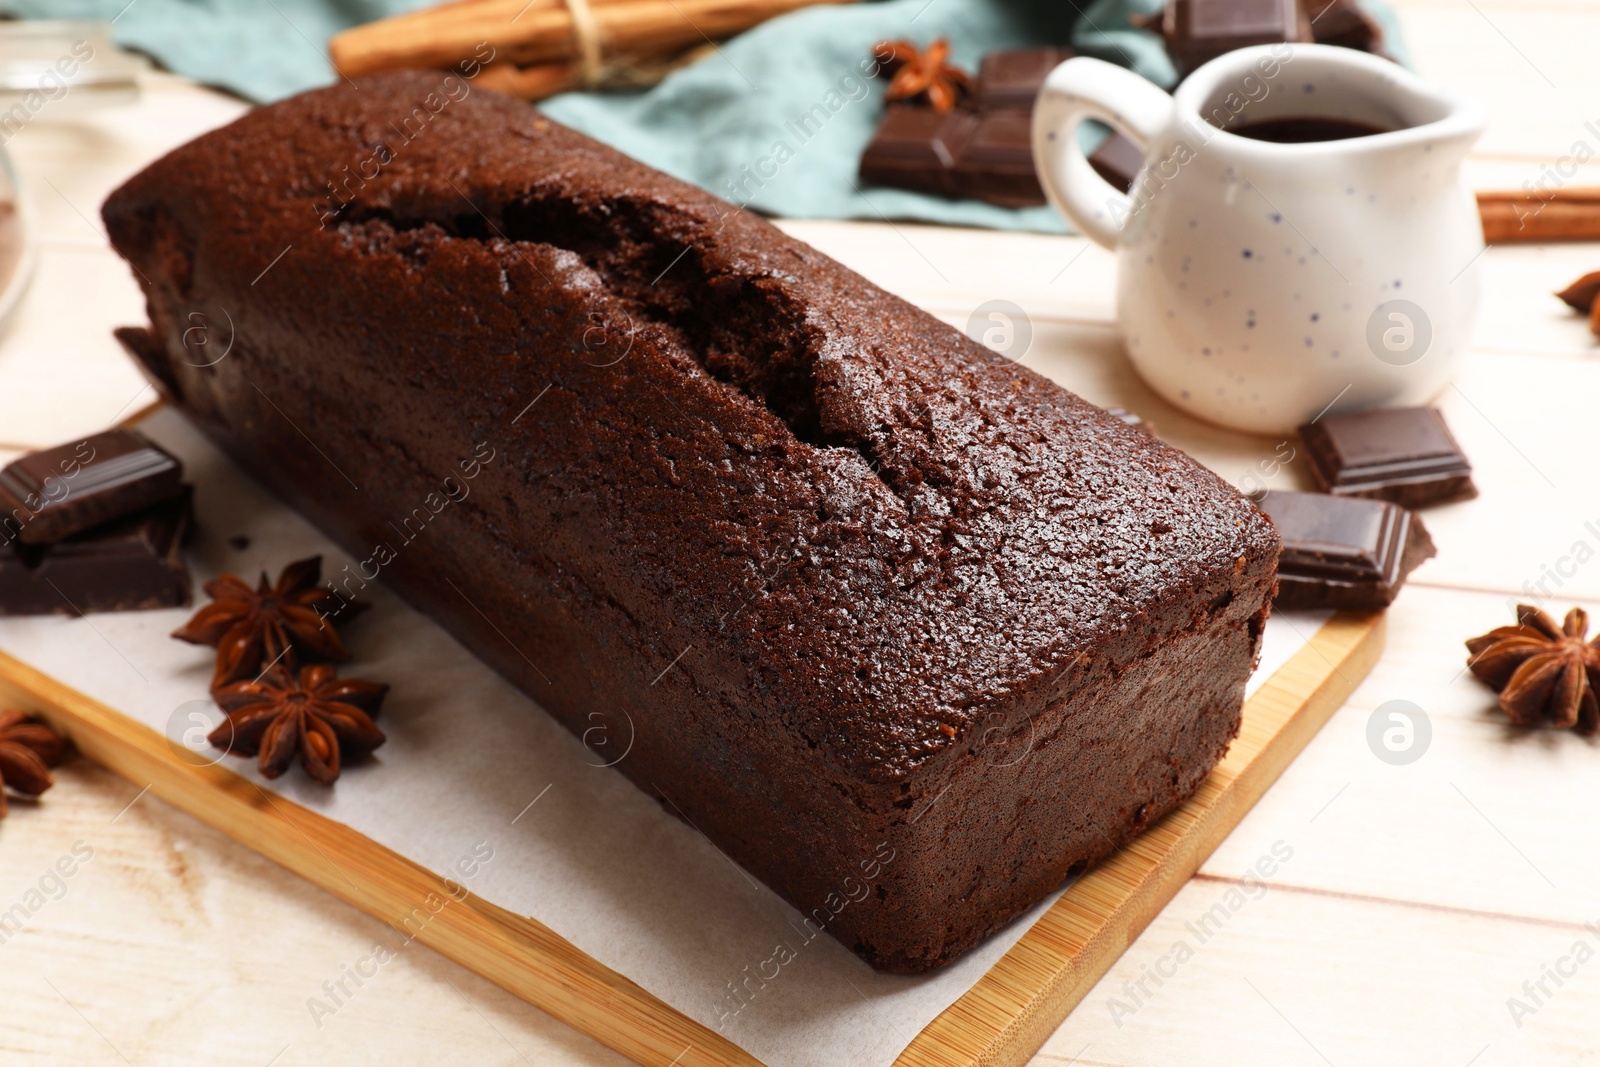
[1032,44,1486,435]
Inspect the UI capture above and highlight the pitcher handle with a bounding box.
[1032,58,1176,250]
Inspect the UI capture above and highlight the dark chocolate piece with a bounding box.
[1297,407,1476,508]
[950,110,1045,207]
[861,109,1045,208]
[973,47,1074,111]
[0,429,185,545]
[860,46,1082,208]
[858,107,977,198]
[1088,131,1144,194]
[1255,490,1433,610]
[1162,0,1312,76]
[1306,0,1385,55]
[0,491,193,615]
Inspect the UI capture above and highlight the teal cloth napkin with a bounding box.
[540,0,1171,232]
[4,0,1401,233]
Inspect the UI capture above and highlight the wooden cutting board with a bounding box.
[0,606,1382,1067]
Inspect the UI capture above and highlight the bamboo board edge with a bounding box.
[892,609,1387,1067]
[0,648,758,1067]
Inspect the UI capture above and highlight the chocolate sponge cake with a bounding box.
[102,72,1278,973]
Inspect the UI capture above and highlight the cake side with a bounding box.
[102,71,1278,971]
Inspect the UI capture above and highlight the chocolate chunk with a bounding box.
[1162,0,1312,76]
[973,47,1075,112]
[1297,407,1476,508]
[0,490,193,615]
[860,46,1082,208]
[1088,132,1144,194]
[1306,0,1385,55]
[951,110,1045,207]
[1255,490,1433,610]
[0,429,185,545]
[859,107,977,198]
[860,108,1045,207]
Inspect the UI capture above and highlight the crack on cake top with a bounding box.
[331,196,915,514]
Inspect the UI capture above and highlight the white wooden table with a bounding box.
[3,2,1599,1063]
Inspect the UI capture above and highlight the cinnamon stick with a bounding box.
[1478,188,1600,244]
[330,0,854,78]
[473,40,716,101]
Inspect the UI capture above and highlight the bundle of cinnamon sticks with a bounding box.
[330,0,854,101]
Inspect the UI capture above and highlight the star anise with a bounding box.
[210,664,388,786]
[873,38,972,112]
[0,710,68,817]
[173,556,367,689]
[1466,604,1600,733]
[1556,270,1600,336]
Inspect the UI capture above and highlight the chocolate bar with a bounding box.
[1088,131,1144,194]
[1254,490,1434,610]
[951,110,1045,207]
[974,47,1074,111]
[861,103,1047,207]
[0,490,193,616]
[858,107,977,198]
[1298,407,1476,508]
[0,429,185,545]
[861,46,1072,208]
[860,109,1045,207]
[1162,0,1311,76]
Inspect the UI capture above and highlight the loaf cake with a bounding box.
[103,72,1278,973]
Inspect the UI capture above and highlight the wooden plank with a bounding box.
[1042,866,1600,1066]
[0,753,643,1065]
[0,650,759,1067]
[1401,6,1600,162]
[1195,583,1600,928]
[0,608,1381,1067]
[0,246,153,448]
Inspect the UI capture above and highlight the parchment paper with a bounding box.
[0,409,1327,1067]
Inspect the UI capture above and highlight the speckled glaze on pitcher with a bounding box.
[1032,45,1486,435]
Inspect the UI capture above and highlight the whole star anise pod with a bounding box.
[1556,270,1600,336]
[0,710,68,817]
[1466,604,1600,733]
[210,664,388,786]
[873,38,972,112]
[173,556,368,689]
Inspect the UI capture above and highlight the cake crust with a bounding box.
[103,71,1278,972]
